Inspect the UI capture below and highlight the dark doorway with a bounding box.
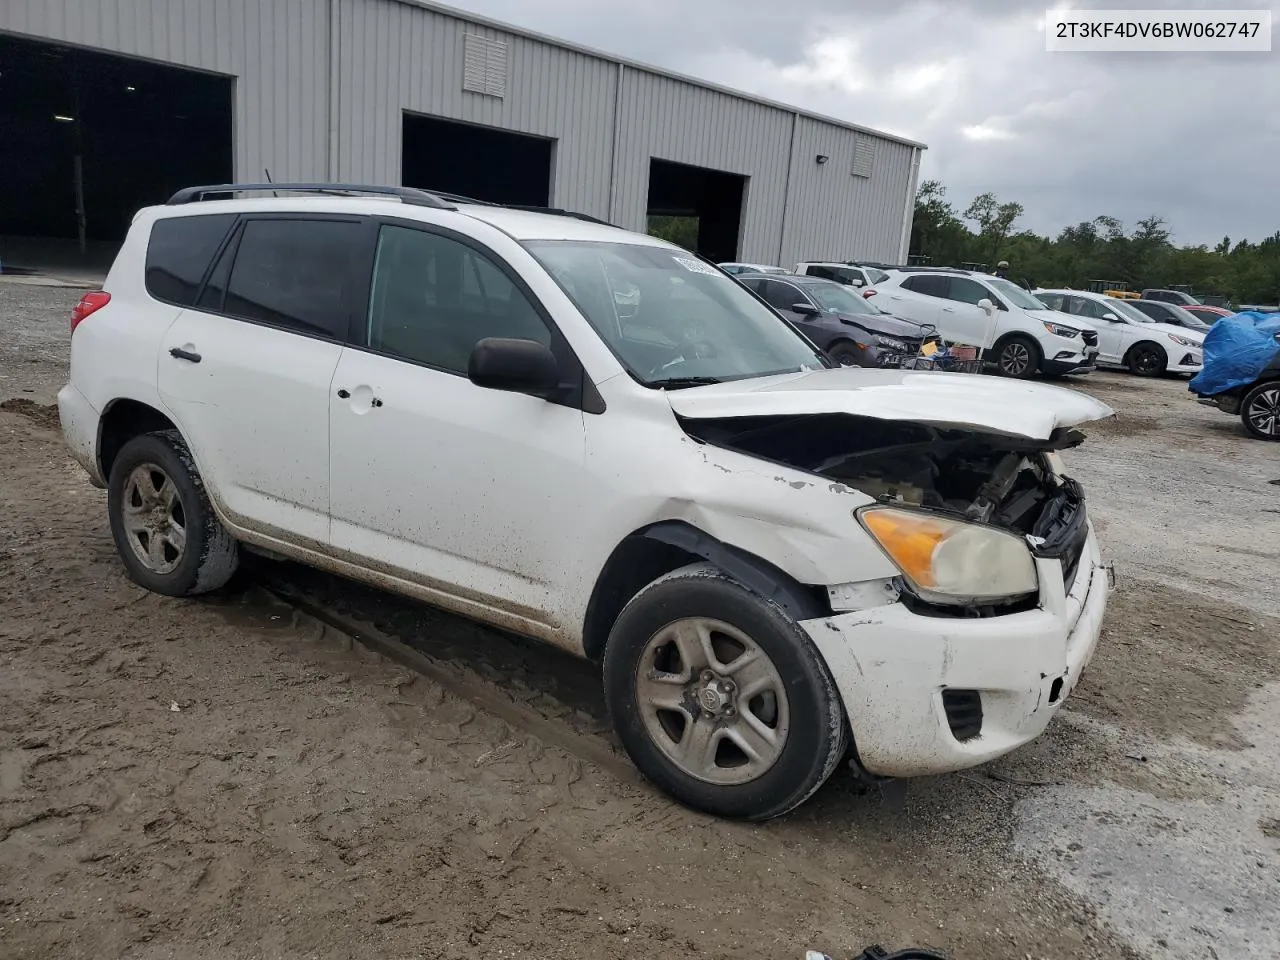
[402,113,553,206]
[646,159,746,262]
[0,32,233,247]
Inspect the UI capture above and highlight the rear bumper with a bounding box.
[56,383,105,487]
[802,530,1109,778]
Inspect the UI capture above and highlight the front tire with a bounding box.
[107,430,239,596]
[827,341,866,367]
[1240,381,1280,440]
[994,335,1040,379]
[1126,343,1167,377]
[603,563,848,820]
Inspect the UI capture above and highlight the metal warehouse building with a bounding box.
[0,0,924,266]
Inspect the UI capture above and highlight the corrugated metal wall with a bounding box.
[0,0,920,263]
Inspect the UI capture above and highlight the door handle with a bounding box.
[169,347,201,363]
[942,307,956,313]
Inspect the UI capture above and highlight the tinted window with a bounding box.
[902,274,949,298]
[946,277,991,305]
[1132,301,1166,321]
[805,265,837,281]
[145,214,236,306]
[367,224,550,374]
[760,280,807,311]
[223,219,362,339]
[1036,292,1067,312]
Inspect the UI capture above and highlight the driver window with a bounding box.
[761,280,803,311]
[946,277,992,306]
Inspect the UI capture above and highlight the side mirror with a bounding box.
[791,302,821,317]
[850,278,865,288]
[1101,312,1119,322]
[468,337,561,398]
[978,298,997,315]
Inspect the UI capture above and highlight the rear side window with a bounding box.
[902,274,949,298]
[223,218,363,340]
[805,265,837,281]
[145,214,236,306]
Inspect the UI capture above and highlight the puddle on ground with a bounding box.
[1014,683,1280,959]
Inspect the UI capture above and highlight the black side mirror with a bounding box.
[791,302,821,317]
[468,337,561,398]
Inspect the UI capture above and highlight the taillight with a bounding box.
[71,291,111,333]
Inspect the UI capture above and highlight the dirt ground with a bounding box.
[2,279,1278,960]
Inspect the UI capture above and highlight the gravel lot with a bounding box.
[2,279,1278,960]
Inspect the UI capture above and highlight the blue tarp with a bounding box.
[1189,311,1280,397]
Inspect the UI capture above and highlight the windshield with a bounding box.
[1106,298,1158,323]
[987,276,1047,311]
[525,240,827,386]
[806,282,881,315]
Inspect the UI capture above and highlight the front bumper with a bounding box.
[1168,349,1204,374]
[802,529,1110,778]
[57,383,106,487]
[1040,339,1098,376]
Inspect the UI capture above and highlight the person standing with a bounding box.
[994,260,1009,279]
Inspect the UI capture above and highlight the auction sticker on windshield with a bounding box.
[673,256,720,276]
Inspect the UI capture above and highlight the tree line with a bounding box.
[910,180,1280,306]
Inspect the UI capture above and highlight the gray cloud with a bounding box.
[451,0,1280,245]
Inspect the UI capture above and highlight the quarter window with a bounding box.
[366,224,550,374]
[223,218,362,340]
[145,214,237,307]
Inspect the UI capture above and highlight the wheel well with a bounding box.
[98,399,179,480]
[993,331,1039,351]
[580,521,830,662]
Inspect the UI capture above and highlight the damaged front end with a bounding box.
[680,412,1091,615]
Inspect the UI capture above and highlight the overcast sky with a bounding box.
[448,0,1277,248]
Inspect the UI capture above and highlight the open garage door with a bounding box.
[402,113,553,207]
[0,32,233,254]
[646,159,746,263]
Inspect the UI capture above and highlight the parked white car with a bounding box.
[1033,289,1205,376]
[793,261,890,288]
[59,183,1113,820]
[718,261,788,276]
[866,269,1100,378]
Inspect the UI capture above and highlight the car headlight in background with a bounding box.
[1042,321,1081,338]
[1167,333,1199,347]
[858,507,1038,604]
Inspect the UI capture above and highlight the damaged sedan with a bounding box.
[60,186,1113,822]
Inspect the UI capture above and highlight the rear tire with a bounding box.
[1126,343,1167,377]
[107,430,239,596]
[602,562,848,821]
[1240,381,1280,441]
[995,335,1041,379]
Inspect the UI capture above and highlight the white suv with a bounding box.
[867,269,1100,378]
[793,261,891,289]
[59,183,1113,820]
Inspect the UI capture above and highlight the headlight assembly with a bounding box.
[1166,333,1199,347]
[1042,321,1081,339]
[858,506,1038,604]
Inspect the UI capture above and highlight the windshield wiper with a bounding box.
[649,376,723,390]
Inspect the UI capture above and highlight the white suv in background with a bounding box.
[1034,289,1205,376]
[59,182,1113,821]
[793,261,891,289]
[866,269,1100,378]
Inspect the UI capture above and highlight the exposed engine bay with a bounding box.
[680,412,1090,590]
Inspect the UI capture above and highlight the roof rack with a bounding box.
[165,183,456,210]
[502,204,615,226]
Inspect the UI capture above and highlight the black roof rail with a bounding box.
[501,204,615,226]
[165,182,456,209]
[422,190,500,206]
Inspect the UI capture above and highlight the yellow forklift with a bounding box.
[1086,280,1141,300]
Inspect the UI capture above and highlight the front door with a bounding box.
[327,221,588,634]
[937,276,999,348]
[157,215,365,546]
[1066,296,1124,363]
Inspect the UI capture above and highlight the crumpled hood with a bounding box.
[666,367,1114,440]
[832,312,927,338]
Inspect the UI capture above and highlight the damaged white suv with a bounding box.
[59,183,1113,820]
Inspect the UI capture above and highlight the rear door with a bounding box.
[1065,296,1124,362]
[157,214,366,545]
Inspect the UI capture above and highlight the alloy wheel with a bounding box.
[120,462,187,574]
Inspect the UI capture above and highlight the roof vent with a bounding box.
[463,34,508,98]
